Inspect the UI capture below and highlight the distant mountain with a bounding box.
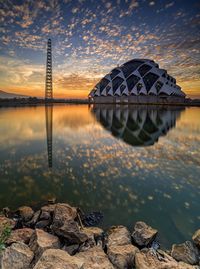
[0,90,29,99]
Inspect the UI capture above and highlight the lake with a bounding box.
[0,104,199,248]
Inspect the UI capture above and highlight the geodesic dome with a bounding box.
[89,59,185,98]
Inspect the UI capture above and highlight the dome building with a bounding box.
[88,59,186,104]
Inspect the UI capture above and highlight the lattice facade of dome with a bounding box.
[88,59,186,104]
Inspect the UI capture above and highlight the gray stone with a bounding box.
[107,226,131,248]
[1,242,34,269]
[171,241,199,265]
[192,229,200,248]
[132,221,158,247]
[33,248,83,269]
[6,228,34,245]
[107,244,139,269]
[76,246,115,269]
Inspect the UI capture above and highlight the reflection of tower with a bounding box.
[45,105,53,168]
[45,39,53,100]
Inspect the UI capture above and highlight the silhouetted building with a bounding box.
[88,59,185,104]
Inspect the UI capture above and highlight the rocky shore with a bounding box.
[0,202,199,269]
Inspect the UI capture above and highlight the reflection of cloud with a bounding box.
[54,105,94,130]
[0,105,200,248]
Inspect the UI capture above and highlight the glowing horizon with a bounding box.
[0,0,200,99]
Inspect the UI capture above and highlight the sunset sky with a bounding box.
[0,0,200,99]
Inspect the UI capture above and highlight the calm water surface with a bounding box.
[0,104,200,248]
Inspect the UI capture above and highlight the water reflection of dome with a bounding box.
[92,105,184,146]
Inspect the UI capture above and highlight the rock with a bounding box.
[35,220,51,229]
[107,226,131,248]
[33,248,83,269]
[62,244,80,255]
[76,246,115,269]
[171,241,199,265]
[48,197,56,204]
[52,203,77,224]
[77,227,104,252]
[2,208,10,218]
[192,229,200,248]
[132,221,158,247]
[41,204,56,214]
[29,229,60,260]
[0,216,16,233]
[81,227,104,239]
[178,262,200,269]
[1,242,34,269]
[135,249,178,269]
[107,244,139,269]
[78,227,104,250]
[17,206,34,222]
[52,219,88,244]
[27,210,41,227]
[39,211,51,220]
[6,228,34,245]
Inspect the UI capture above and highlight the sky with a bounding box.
[0,0,200,99]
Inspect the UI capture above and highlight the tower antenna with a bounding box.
[45,38,53,100]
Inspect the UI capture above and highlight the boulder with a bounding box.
[1,242,34,269]
[78,227,104,251]
[107,244,139,269]
[107,226,131,248]
[52,203,77,225]
[171,241,199,265]
[52,219,88,244]
[81,227,103,239]
[35,220,51,229]
[135,249,178,269]
[17,206,34,222]
[41,204,56,214]
[39,210,51,221]
[33,248,83,269]
[62,244,80,255]
[27,210,41,227]
[6,228,34,245]
[0,216,16,233]
[192,229,200,248]
[29,229,60,260]
[178,262,200,269]
[76,246,115,269]
[132,221,158,247]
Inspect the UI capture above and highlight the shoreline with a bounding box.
[0,202,199,268]
[0,100,200,108]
